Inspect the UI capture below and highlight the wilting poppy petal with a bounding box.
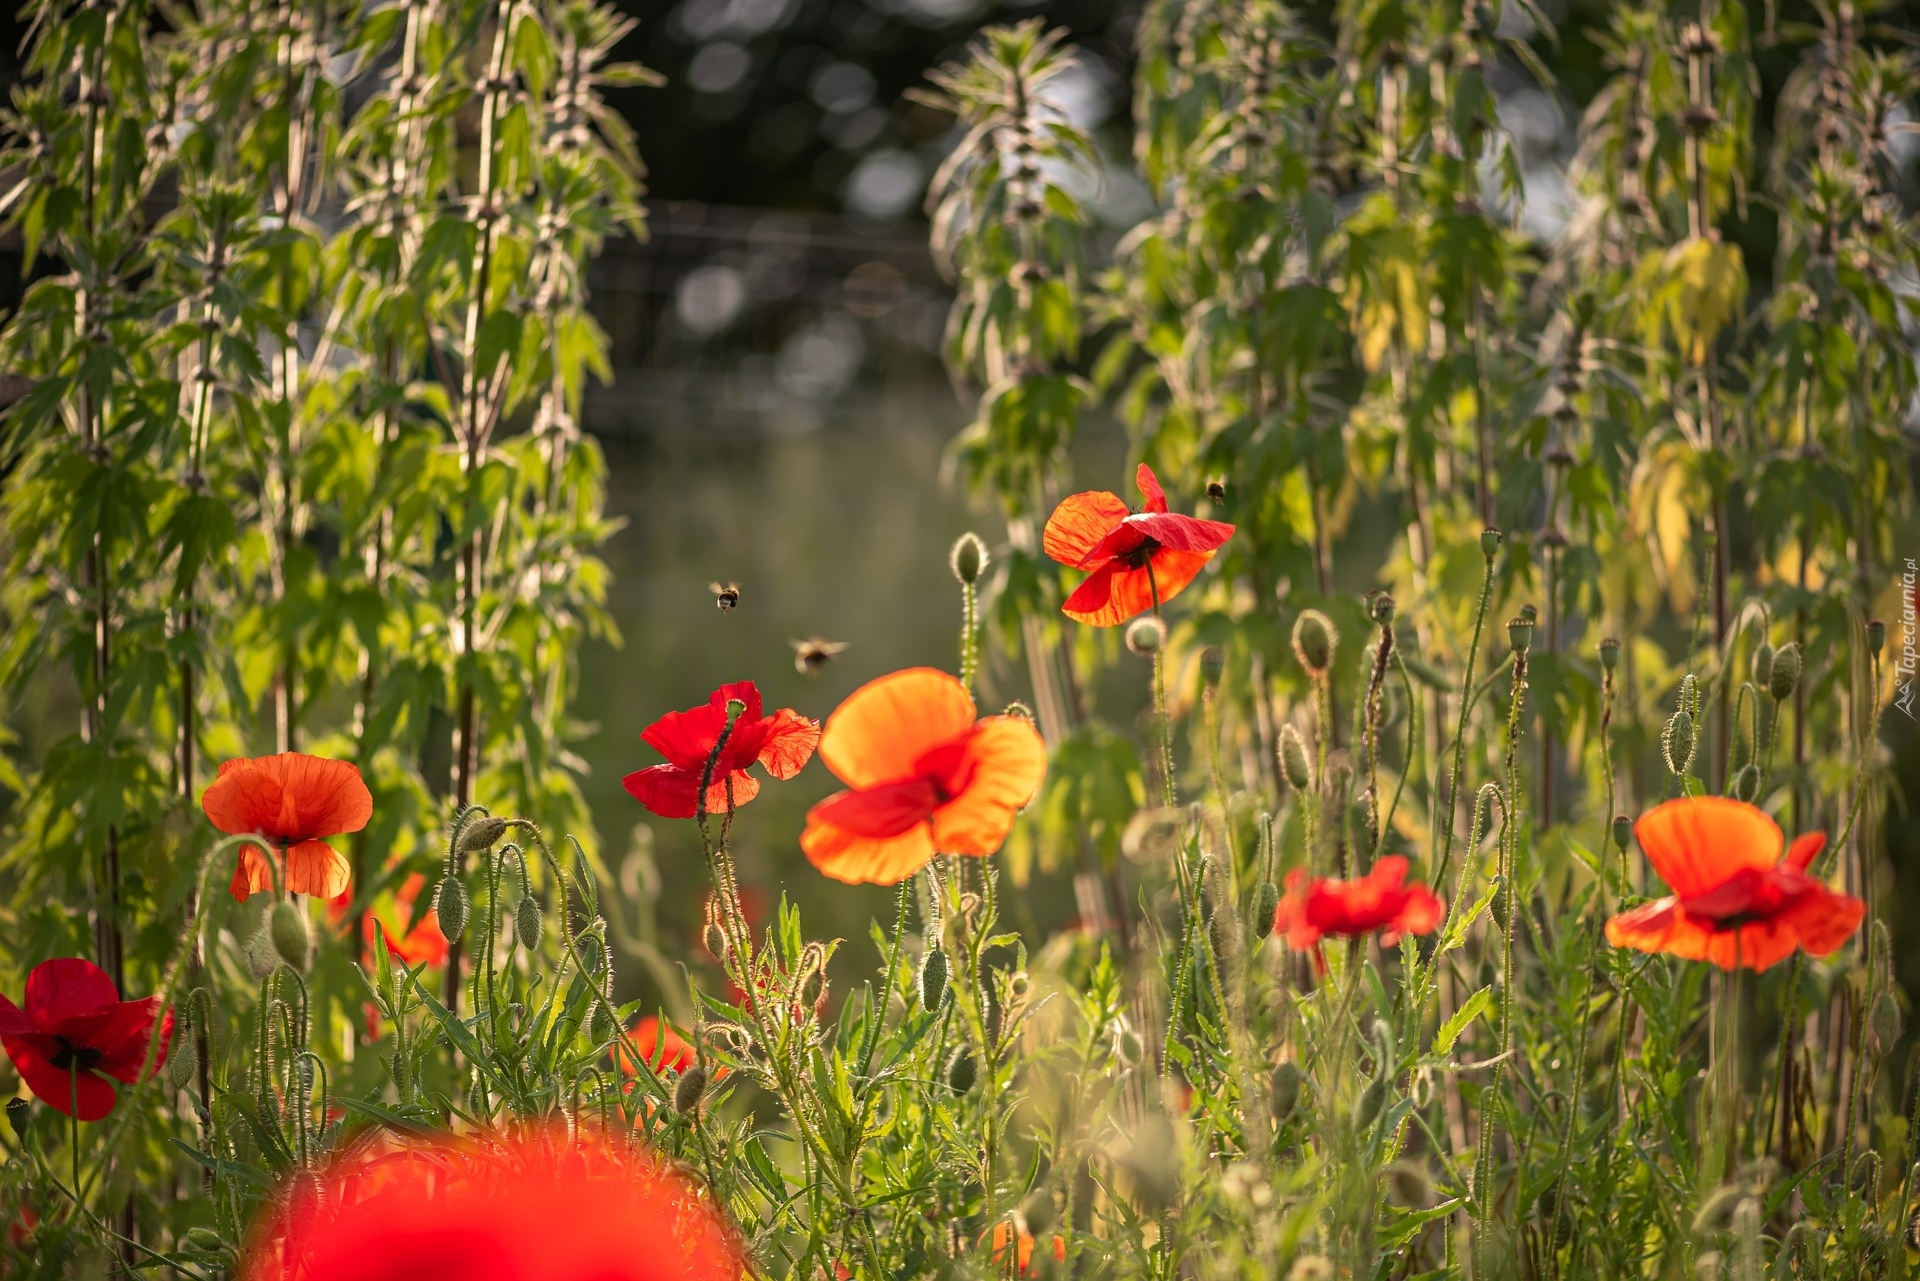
[927,717,1048,855]
[800,817,938,885]
[756,708,821,780]
[284,841,351,900]
[818,668,977,789]
[22,958,119,1029]
[1134,462,1169,513]
[1041,491,1130,568]
[230,844,276,902]
[1786,831,1826,871]
[812,781,942,839]
[1633,796,1783,898]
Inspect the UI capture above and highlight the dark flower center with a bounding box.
[48,1041,102,1073]
[1123,537,1161,569]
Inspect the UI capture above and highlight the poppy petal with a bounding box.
[709,680,765,726]
[1127,512,1236,553]
[229,844,276,902]
[284,841,352,900]
[1042,491,1131,568]
[1780,884,1865,958]
[623,764,701,819]
[92,1001,171,1084]
[1135,462,1169,513]
[0,991,40,1039]
[800,817,937,885]
[812,781,942,839]
[818,668,976,790]
[756,708,821,780]
[272,755,375,841]
[1143,547,1217,605]
[1605,896,1699,957]
[10,1044,117,1120]
[703,770,760,813]
[640,703,727,772]
[21,958,118,1028]
[928,716,1048,855]
[1632,796,1783,899]
[1706,920,1802,972]
[1785,831,1826,871]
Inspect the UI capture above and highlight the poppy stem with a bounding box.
[69,1066,81,1202]
[1431,536,1499,902]
[1147,564,1175,809]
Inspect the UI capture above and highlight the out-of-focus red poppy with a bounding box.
[985,1223,1068,1276]
[616,1015,697,1076]
[1042,463,1235,627]
[0,959,172,1121]
[1273,856,1444,951]
[1605,796,1863,972]
[623,681,819,819]
[201,753,373,902]
[800,668,1047,885]
[238,1125,743,1281]
[330,873,449,970]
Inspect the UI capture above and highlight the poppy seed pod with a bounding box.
[1278,725,1312,791]
[1125,615,1166,656]
[1366,591,1396,626]
[1200,647,1226,687]
[1480,528,1504,559]
[1599,637,1620,672]
[1611,815,1631,852]
[435,875,469,941]
[1269,1060,1300,1122]
[457,814,509,854]
[1507,615,1534,653]
[1770,643,1801,701]
[1662,708,1695,776]
[1751,642,1774,690]
[1292,610,1336,674]
[1253,881,1281,937]
[1870,992,1903,1057]
[919,947,949,1010]
[673,1064,709,1114]
[5,1097,27,1144]
[269,900,312,972]
[515,894,544,952]
[950,532,988,586]
[947,1048,977,1094]
[1867,619,1887,657]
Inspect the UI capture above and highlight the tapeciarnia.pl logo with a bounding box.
[1899,559,1917,719]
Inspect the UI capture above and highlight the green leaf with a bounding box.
[1434,985,1492,1056]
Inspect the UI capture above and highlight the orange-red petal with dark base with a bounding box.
[811,780,942,838]
[1060,549,1216,627]
[817,668,977,789]
[1632,796,1783,898]
[800,816,938,885]
[1042,491,1130,568]
[927,717,1048,855]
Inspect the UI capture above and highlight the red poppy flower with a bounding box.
[1273,856,1444,950]
[986,1223,1068,1276]
[239,1126,743,1281]
[616,1015,697,1076]
[800,668,1048,885]
[0,959,172,1121]
[1605,796,1863,972]
[1042,463,1235,627]
[201,753,373,902]
[623,681,819,819]
[330,873,449,969]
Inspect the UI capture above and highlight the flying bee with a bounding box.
[708,581,740,613]
[1205,478,1227,503]
[791,637,848,676]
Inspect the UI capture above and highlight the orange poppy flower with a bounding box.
[329,873,449,969]
[623,681,819,819]
[985,1223,1068,1276]
[1272,856,1444,950]
[201,753,373,902]
[1605,796,1863,972]
[1042,463,1235,627]
[799,668,1047,885]
[616,1015,697,1076]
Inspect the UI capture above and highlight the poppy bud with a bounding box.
[1769,643,1801,701]
[1868,620,1886,657]
[270,900,312,972]
[514,895,544,952]
[1270,1060,1300,1122]
[1200,647,1226,687]
[578,931,604,974]
[919,947,949,1010]
[183,1227,223,1254]
[1488,875,1508,930]
[674,1064,709,1114]
[1292,610,1336,675]
[950,532,988,586]
[1206,479,1227,502]
[436,875,469,941]
[1480,528,1504,559]
[1507,615,1534,653]
[588,1003,616,1047]
[245,926,280,979]
[6,1097,29,1144]
[1125,616,1166,656]
[1750,643,1774,690]
[1729,764,1759,803]
[167,1024,198,1091]
[1611,815,1631,852]
[457,815,509,854]
[947,1048,977,1094]
[982,977,1003,1046]
[1366,591,1396,626]
[1353,1079,1387,1131]
[1870,992,1903,1057]
[1252,881,1281,937]
[1662,708,1695,776]
[1599,637,1620,672]
[1388,1161,1430,1207]
[1278,726,1311,790]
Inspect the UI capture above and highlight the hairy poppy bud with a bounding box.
[1278,725,1311,791]
[1480,528,1504,559]
[674,1064,709,1114]
[457,815,509,854]
[435,874,469,941]
[1205,478,1227,502]
[167,1023,198,1091]
[1252,881,1281,937]
[1611,815,1631,852]
[1871,992,1903,1057]
[1353,1079,1387,1131]
[1728,763,1757,802]
[1366,591,1396,626]
[1868,620,1887,657]
[947,1048,977,1095]
[578,930,604,974]
[588,1002,616,1047]
[950,532,988,585]
[919,947,949,1010]
[1125,616,1166,656]
[270,900,312,972]
[1599,637,1620,672]
[1388,1162,1430,1207]
[245,926,280,979]
[1269,1061,1300,1122]
[7,1097,30,1144]
[1487,874,1509,931]
[1292,610,1336,674]
[514,895,544,952]
[1662,708,1695,776]
[1200,647,1226,688]
[183,1228,223,1255]
[1751,643,1774,690]
[1769,643,1801,701]
[1112,1023,1144,1067]
[1507,615,1534,653]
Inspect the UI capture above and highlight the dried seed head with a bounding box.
[1200,647,1226,688]
[1292,610,1336,674]
[673,1064,709,1114]
[435,875,469,941]
[919,947,950,1011]
[1599,637,1620,672]
[457,815,509,854]
[1769,643,1801,702]
[1480,527,1504,559]
[947,1048,977,1094]
[1611,815,1632,852]
[949,532,988,585]
[1868,619,1886,657]
[514,895,544,952]
[1662,708,1695,776]
[1252,881,1281,938]
[1125,615,1166,656]
[1278,725,1311,791]
[269,900,312,972]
